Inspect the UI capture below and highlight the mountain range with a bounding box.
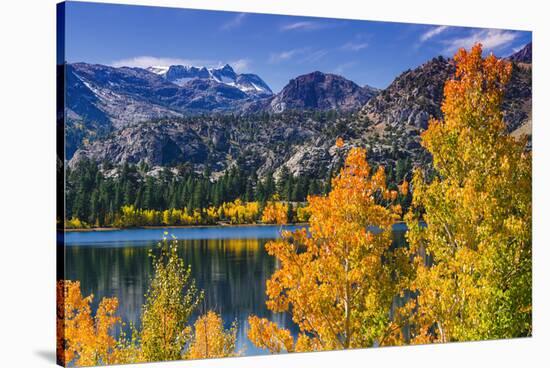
[66,61,377,128]
[65,43,532,179]
[359,52,531,132]
[247,71,378,114]
[147,64,273,96]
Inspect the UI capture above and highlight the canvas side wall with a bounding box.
[56,2,66,367]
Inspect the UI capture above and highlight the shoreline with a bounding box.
[63,222,310,232]
[62,221,407,232]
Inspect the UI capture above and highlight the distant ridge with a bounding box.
[508,43,532,63]
[148,63,273,96]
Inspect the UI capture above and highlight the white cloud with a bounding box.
[269,48,327,64]
[111,56,213,68]
[334,61,357,75]
[442,29,519,54]
[111,56,252,72]
[304,49,328,63]
[512,43,528,53]
[269,48,305,63]
[221,13,246,30]
[229,58,251,73]
[419,25,449,42]
[280,21,324,32]
[341,41,368,51]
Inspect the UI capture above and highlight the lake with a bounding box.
[62,224,408,356]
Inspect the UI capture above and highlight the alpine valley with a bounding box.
[64,43,531,193]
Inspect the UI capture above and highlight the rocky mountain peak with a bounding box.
[220,63,235,73]
[508,42,532,63]
[360,53,531,133]
[359,56,454,129]
[164,65,210,81]
[269,71,377,113]
[152,62,271,96]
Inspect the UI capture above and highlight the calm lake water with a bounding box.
[63,224,407,356]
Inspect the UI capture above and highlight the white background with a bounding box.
[0,0,548,367]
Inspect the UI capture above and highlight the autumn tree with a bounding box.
[248,146,409,352]
[261,196,289,224]
[140,236,203,362]
[247,316,297,353]
[56,280,121,366]
[405,44,532,343]
[187,311,238,359]
[58,236,242,365]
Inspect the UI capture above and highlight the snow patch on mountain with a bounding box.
[147,66,170,75]
[147,63,273,96]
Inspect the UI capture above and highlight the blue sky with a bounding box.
[64,1,532,92]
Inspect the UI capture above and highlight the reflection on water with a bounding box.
[64,225,305,245]
[64,226,303,356]
[63,224,407,356]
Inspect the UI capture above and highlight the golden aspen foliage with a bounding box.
[139,237,203,362]
[248,146,409,352]
[399,180,409,197]
[261,197,288,224]
[405,44,532,343]
[220,199,261,224]
[58,237,240,365]
[187,311,238,359]
[296,205,311,223]
[56,280,121,366]
[247,315,296,353]
[65,217,88,229]
[112,200,263,228]
[110,323,144,365]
